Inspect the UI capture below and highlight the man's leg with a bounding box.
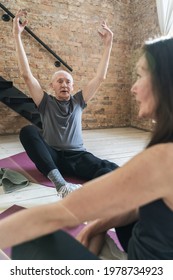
[12,230,99,260]
[20,125,81,197]
[63,151,119,180]
[20,125,60,175]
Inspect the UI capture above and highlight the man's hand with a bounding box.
[13,9,28,37]
[98,21,113,47]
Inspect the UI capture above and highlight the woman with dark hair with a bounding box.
[144,39,173,147]
[0,36,173,260]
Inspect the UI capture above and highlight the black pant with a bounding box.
[20,125,119,178]
[12,224,135,260]
[12,230,99,260]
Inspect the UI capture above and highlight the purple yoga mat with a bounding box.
[0,152,85,187]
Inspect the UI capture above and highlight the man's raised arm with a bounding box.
[82,21,113,103]
[13,10,44,106]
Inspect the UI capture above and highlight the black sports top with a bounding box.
[128,199,173,259]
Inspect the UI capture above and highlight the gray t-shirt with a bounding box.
[38,90,87,151]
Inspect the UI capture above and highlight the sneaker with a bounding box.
[57,183,81,199]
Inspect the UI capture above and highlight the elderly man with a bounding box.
[13,10,118,198]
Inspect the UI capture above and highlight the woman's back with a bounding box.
[128,199,173,259]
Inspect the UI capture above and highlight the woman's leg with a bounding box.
[12,230,99,260]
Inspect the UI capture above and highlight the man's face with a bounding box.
[51,72,74,101]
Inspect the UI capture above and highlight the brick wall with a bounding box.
[0,0,159,134]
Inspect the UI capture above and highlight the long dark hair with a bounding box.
[143,37,173,147]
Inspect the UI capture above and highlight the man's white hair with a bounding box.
[51,70,73,83]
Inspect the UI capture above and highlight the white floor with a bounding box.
[0,134,24,160]
[0,127,150,212]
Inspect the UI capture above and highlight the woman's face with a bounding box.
[131,55,157,119]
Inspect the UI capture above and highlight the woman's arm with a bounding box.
[0,203,79,249]
[77,208,138,244]
[62,143,173,222]
[76,209,138,254]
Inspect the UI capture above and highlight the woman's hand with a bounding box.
[76,220,106,255]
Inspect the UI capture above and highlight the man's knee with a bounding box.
[93,165,119,179]
[19,125,39,142]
